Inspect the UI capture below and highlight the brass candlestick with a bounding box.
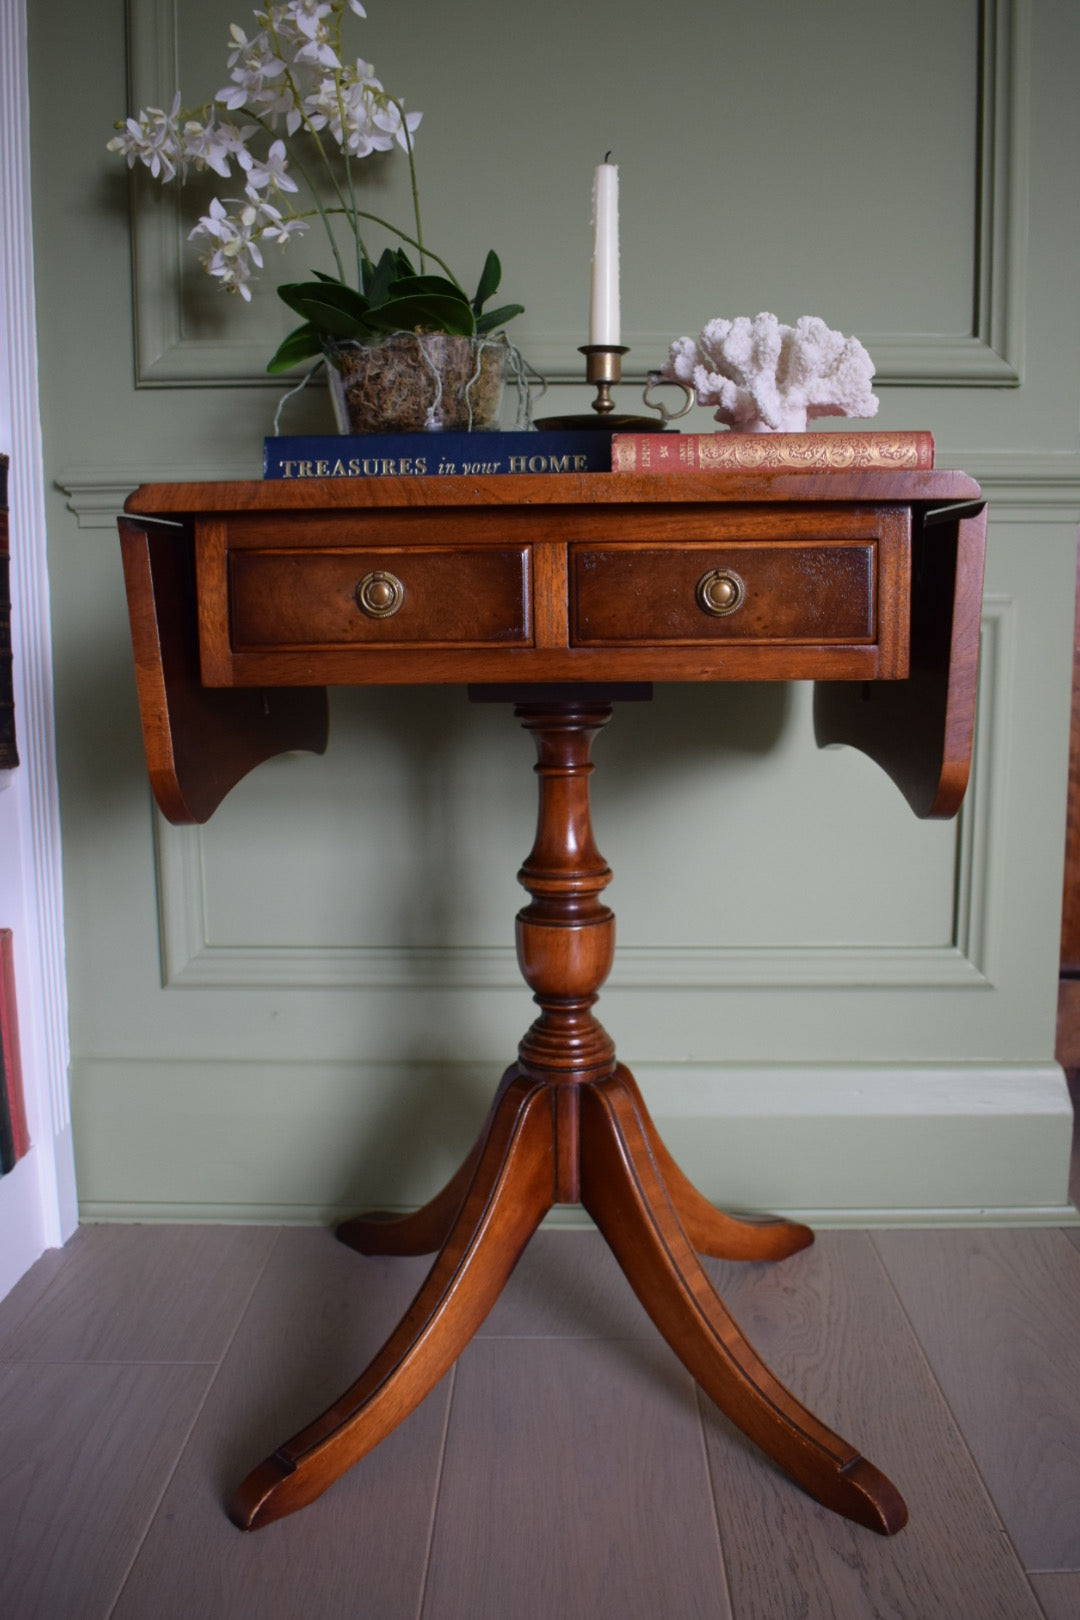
[535,344,668,432]
[582,343,628,416]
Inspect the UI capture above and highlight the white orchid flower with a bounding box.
[284,1,337,50]
[249,197,309,247]
[107,92,185,181]
[190,196,266,299]
[109,1,435,314]
[239,138,298,193]
[182,114,238,179]
[290,1,335,34]
[206,248,256,299]
[295,38,341,70]
[188,196,234,245]
[218,23,286,110]
[215,121,259,160]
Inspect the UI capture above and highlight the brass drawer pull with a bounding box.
[356,570,405,619]
[696,567,745,617]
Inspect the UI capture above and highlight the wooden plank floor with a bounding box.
[2,1209,1079,1619]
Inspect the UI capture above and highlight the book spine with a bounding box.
[0,1065,15,1174]
[611,430,935,473]
[0,930,30,1165]
[264,432,613,479]
[0,502,16,771]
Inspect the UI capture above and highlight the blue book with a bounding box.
[263,430,612,479]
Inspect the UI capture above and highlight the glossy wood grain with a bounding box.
[193,499,913,688]
[505,690,808,1264]
[616,1066,814,1261]
[813,500,987,817]
[7,1223,1076,1617]
[123,472,963,690]
[124,467,982,515]
[213,637,898,688]
[113,1228,445,1620]
[872,1226,1080,1569]
[119,473,982,785]
[572,541,878,645]
[513,697,619,1101]
[231,693,896,1535]
[230,1074,556,1529]
[580,1071,905,1535]
[336,1064,522,1257]
[112,472,987,1543]
[228,544,529,649]
[118,515,328,823]
[337,1135,483,1257]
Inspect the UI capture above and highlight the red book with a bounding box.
[612,429,935,474]
[0,929,30,1168]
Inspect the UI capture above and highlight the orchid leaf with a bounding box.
[265,323,324,374]
[106,9,526,346]
[475,302,525,335]
[472,250,501,312]
[389,274,468,303]
[277,280,371,325]
[274,254,518,350]
[289,297,372,339]
[362,248,398,305]
[365,292,476,336]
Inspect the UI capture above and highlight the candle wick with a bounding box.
[604,150,613,163]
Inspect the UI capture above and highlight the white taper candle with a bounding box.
[589,158,620,346]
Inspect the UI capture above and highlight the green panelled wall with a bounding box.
[30,0,1080,1221]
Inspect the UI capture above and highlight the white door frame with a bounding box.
[0,0,78,1297]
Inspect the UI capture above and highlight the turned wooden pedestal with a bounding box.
[117,470,987,1539]
[230,688,907,1534]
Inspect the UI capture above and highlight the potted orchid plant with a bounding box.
[108,0,524,432]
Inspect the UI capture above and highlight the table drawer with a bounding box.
[229,545,530,649]
[571,541,877,645]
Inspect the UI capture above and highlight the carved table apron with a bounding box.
[118,469,986,1533]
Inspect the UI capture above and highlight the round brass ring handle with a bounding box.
[356,569,405,619]
[696,567,745,617]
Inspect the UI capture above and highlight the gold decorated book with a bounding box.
[611,430,934,473]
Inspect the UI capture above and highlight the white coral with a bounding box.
[663,312,878,433]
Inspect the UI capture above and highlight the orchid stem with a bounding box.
[260,15,360,279]
[246,110,348,283]
[321,207,461,287]
[333,80,366,286]
[395,99,425,272]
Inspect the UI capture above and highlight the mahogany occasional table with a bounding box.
[118,468,986,1535]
